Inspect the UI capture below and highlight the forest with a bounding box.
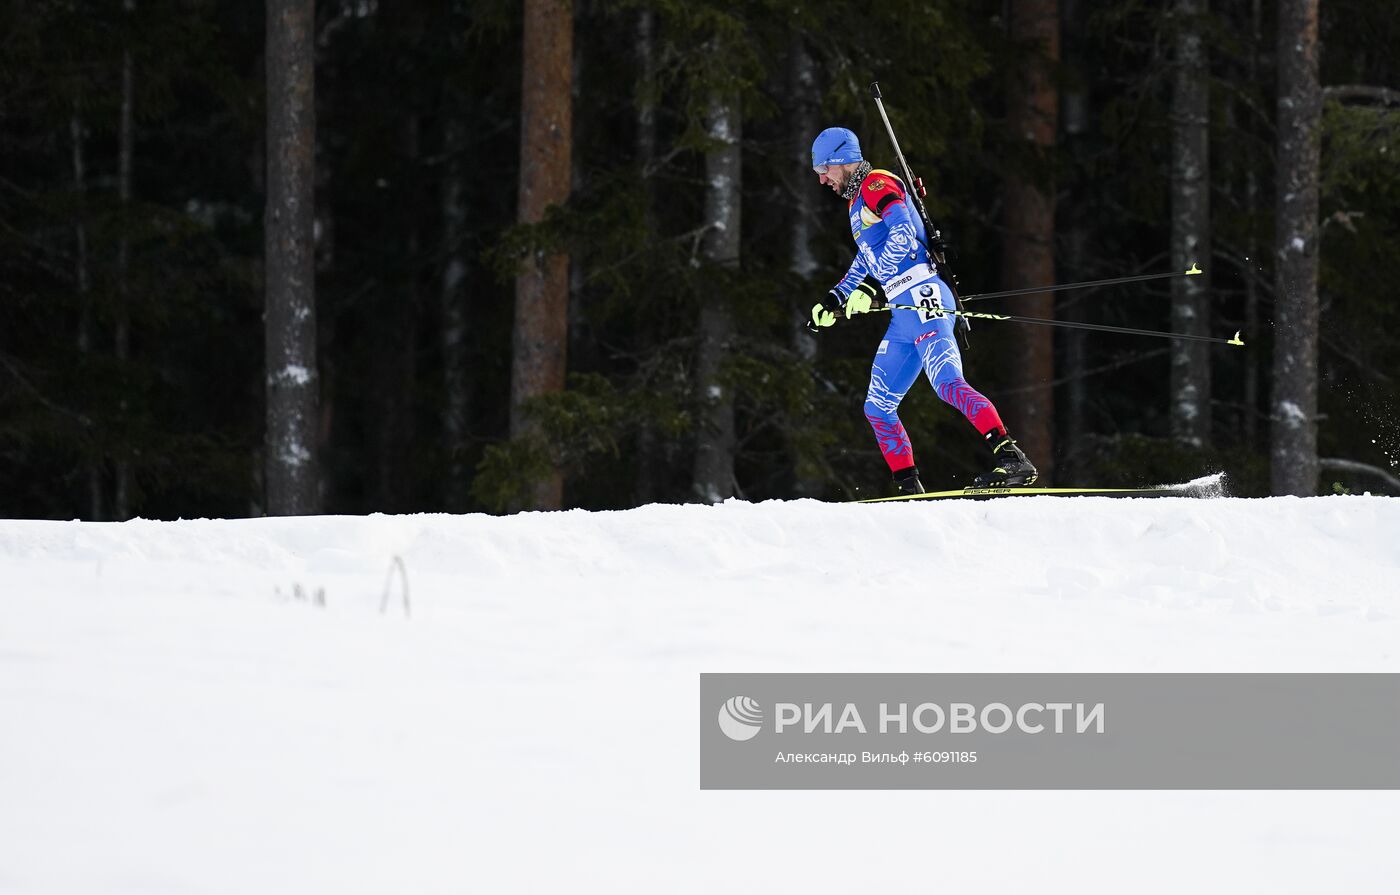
[2,0,1397,519]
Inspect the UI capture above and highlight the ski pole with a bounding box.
[878,303,1244,347]
[961,264,1203,304]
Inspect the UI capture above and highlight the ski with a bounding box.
[854,485,1203,503]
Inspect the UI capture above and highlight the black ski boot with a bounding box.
[972,435,1038,488]
[893,465,925,495]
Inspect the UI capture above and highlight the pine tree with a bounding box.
[1002,0,1059,480]
[1271,0,1322,495]
[691,93,741,503]
[511,0,573,510]
[1169,0,1212,447]
[264,0,321,514]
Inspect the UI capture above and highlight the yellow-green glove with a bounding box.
[811,290,842,328]
[845,282,878,316]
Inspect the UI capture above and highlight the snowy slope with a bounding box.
[3,495,1399,894]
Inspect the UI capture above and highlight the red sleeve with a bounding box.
[861,173,906,217]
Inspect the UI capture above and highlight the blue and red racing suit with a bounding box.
[832,169,1007,472]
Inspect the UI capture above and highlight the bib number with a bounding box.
[916,284,943,323]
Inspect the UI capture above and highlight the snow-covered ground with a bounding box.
[3,494,1399,893]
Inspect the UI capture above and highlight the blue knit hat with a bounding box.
[811,127,863,168]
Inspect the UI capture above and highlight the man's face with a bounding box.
[815,161,859,196]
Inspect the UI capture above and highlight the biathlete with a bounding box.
[809,126,1037,494]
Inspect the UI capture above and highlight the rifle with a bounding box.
[868,81,971,349]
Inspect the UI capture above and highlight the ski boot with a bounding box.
[972,435,1038,488]
[893,465,925,495]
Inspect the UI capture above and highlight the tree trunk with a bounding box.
[1060,0,1089,479]
[374,111,421,514]
[566,4,593,383]
[1062,238,1088,479]
[511,0,573,511]
[114,0,135,519]
[1271,0,1321,496]
[441,111,470,512]
[71,105,103,521]
[788,39,818,293]
[637,8,657,180]
[1243,0,1263,449]
[634,6,659,505]
[1170,0,1212,447]
[360,4,426,514]
[264,0,321,515]
[788,36,820,497]
[691,94,740,503]
[1002,0,1059,481]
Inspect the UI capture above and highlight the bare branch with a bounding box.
[1320,458,1400,492]
[1323,85,1400,106]
[0,351,93,427]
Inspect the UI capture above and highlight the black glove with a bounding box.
[929,229,958,264]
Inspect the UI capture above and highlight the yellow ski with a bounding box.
[855,486,1197,503]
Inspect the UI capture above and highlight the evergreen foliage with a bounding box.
[2,0,1397,518]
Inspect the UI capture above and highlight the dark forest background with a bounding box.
[2,0,1397,520]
